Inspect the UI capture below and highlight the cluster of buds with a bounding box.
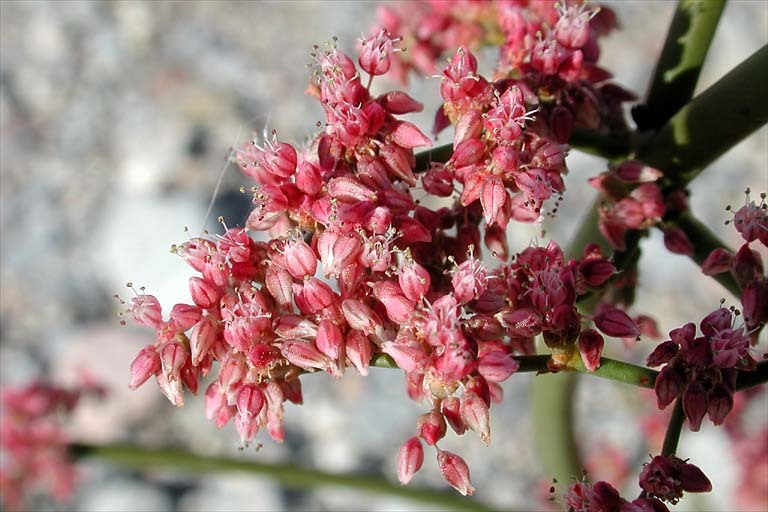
[377,1,633,137]
[703,190,768,335]
[0,382,99,509]
[428,46,570,225]
[563,454,710,512]
[648,306,757,431]
[589,160,665,251]
[647,190,767,431]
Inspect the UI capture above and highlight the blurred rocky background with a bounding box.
[1,1,766,511]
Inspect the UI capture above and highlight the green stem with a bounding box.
[663,211,741,297]
[661,399,686,456]
[568,358,657,389]
[638,44,768,184]
[531,371,581,486]
[634,0,727,131]
[71,443,498,512]
[569,128,631,160]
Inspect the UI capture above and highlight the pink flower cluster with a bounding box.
[589,160,665,251]
[121,26,646,494]
[430,47,570,225]
[377,0,632,136]
[0,382,97,509]
[564,454,710,512]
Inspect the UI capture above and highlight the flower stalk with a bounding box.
[634,0,727,131]
[70,444,498,512]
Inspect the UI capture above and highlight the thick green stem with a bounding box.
[569,128,631,160]
[634,0,727,131]
[71,443,498,512]
[663,211,741,297]
[638,44,768,184]
[661,399,686,456]
[531,371,581,486]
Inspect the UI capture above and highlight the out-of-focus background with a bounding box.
[1,1,766,511]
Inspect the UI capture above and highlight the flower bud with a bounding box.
[417,410,447,446]
[265,266,294,306]
[189,277,222,310]
[654,366,683,409]
[381,341,428,373]
[646,340,679,367]
[436,450,475,496]
[454,111,483,145]
[706,384,733,426]
[342,299,381,336]
[380,143,416,186]
[280,340,330,373]
[169,303,202,331]
[701,248,733,276]
[328,177,377,203]
[346,330,372,376]
[450,138,486,168]
[460,391,491,444]
[190,317,217,366]
[391,121,432,149]
[397,437,424,485]
[478,350,519,382]
[236,383,265,420]
[496,308,542,337]
[683,382,707,431]
[284,239,317,279]
[399,260,431,301]
[663,227,694,257]
[441,396,467,435]
[379,91,423,115]
[315,319,344,361]
[578,258,616,287]
[578,328,604,372]
[594,307,640,338]
[129,345,161,389]
[480,175,507,225]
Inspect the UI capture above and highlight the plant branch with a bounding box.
[569,127,631,160]
[736,360,768,391]
[634,0,727,131]
[663,211,741,297]
[638,44,768,185]
[568,358,657,389]
[70,443,498,512]
[661,399,686,456]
